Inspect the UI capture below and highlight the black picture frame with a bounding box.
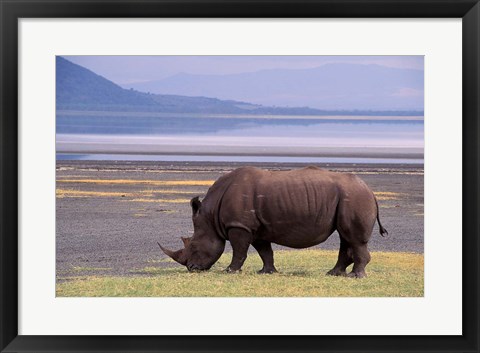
[1,1,479,352]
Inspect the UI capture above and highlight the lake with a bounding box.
[56,113,424,164]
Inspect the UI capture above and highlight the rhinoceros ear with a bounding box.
[190,196,201,215]
[181,236,192,247]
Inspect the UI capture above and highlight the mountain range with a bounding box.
[57,57,423,115]
[124,63,424,111]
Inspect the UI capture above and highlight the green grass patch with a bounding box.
[56,250,423,297]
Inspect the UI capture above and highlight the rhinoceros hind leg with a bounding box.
[326,268,348,277]
[225,266,242,273]
[346,243,371,279]
[252,240,278,274]
[257,267,277,274]
[347,271,366,278]
[225,228,253,273]
[326,238,353,277]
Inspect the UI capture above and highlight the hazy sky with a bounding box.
[64,55,424,85]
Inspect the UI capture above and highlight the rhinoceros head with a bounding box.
[158,196,225,271]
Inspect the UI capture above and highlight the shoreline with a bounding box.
[58,110,425,120]
[56,160,425,172]
[56,149,424,160]
[56,154,424,165]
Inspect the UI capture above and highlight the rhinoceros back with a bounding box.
[214,166,362,248]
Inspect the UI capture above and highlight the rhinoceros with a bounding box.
[158,166,387,278]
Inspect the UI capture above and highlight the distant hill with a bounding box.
[57,56,155,107]
[125,64,424,111]
[56,57,423,116]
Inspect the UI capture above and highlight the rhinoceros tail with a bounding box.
[374,196,388,237]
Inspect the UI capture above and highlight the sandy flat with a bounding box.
[56,161,424,281]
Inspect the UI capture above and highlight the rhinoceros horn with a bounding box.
[157,242,187,265]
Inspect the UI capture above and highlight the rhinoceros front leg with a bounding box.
[252,240,277,274]
[225,228,253,273]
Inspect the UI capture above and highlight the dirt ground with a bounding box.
[56,161,423,281]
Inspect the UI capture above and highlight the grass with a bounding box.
[57,179,401,201]
[56,249,423,297]
[56,189,135,198]
[57,179,216,186]
[128,198,191,203]
[56,188,201,199]
[56,183,400,202]
[374,191,402,200]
